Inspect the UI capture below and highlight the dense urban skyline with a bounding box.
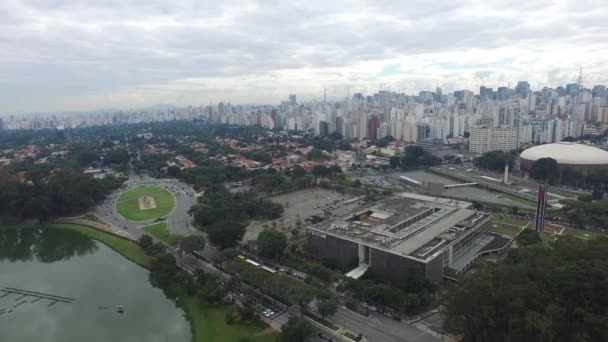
[1,0,607,114]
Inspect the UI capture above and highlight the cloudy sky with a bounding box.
[1,0,607,114]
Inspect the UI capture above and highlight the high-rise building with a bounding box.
[367,116,380,140]
[516,81,531,98]
[318,121,329,136]
[289,94,297,105]
[335,116,344,135]
[469,126,517,154]
[497,87,510,100]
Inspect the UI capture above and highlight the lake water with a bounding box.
[0,228,191,342]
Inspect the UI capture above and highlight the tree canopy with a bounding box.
[257,229,287,260]
[474,150,517,172]
[205,221,245,249]
[530,157,559,183]
[277,317,314,342]
[444,236,608,342]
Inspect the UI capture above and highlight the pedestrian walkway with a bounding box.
[413,320,442,338]
[272,310,291,327]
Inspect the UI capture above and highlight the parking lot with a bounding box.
[243,188,362,241]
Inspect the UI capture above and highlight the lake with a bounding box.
[0,227,191,342]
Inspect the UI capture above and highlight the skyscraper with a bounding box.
[318,121,329,137]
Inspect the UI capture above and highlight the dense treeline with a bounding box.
[530,157,608,189]
[0,167,124,223]
[560,199,608,228]
[191,184,283,248]
[389,145,442,170]
[473,150,518,172]
[444,236,608,342]
[234,263,333,316]
[344,270,435,315]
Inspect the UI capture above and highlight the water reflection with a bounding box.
[0,228,97,263]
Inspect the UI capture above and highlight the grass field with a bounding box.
[181,294,279,342]
[488,221,523,236]
[116,185,175,221]
[143,222,182,245]
[494,216,529,226]
[51,223,154,268]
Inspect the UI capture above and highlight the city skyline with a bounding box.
[1,0,607,114]
[1,78,604,118]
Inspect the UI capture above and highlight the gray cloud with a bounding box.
[0,0,607,113]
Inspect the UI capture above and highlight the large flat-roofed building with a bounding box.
[307,193,503,284]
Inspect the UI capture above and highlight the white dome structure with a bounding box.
[520,142,608,172]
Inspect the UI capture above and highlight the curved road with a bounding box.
[94,175,199,240]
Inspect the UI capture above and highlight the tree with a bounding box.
[216,248,239,268]
[292,166,307,179]
[592,188,604,200]
[206,221,245,249]
[445,237,608,342]
[376,138,389,148]
[149,254,178,290]
[306,148,327,161]
[257,229,287,260]
[317,297,338,319]
[328,132,343,141]
[139,234,153,251]
[311,165,330,180]
[104,148,130,165]
[277,317,314,342]
[353,179,362,188]
[389,156,400,169]
[517,228,542,246]
[510,206,519,215]
[179,235,206,254]
[472,201,482,210]
[530,157,559,183]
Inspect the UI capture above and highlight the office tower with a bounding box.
[318,121,328,136]
[289,94,297,105]
[367,116,380,140]
[516,81,531,98]
[498,87,509,100]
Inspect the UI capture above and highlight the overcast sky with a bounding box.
[1,0,607,114]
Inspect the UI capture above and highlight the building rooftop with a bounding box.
[309,193,490,261]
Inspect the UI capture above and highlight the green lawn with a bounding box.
[51,223,154,268]
[181,294,279,342]
[488,222,522,236]
[116,185,175,221]
[568,228,604,240]
[494,216,529,226]
[143,222,182,245]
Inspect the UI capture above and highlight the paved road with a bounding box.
[94,175,198,240]
[331,306,441,342]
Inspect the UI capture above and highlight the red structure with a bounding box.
[367,116,379,140]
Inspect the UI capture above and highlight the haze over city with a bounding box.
[1,0,608,114]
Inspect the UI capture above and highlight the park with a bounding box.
[116,185,175,221]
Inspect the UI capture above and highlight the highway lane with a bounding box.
[331,307,441,342]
